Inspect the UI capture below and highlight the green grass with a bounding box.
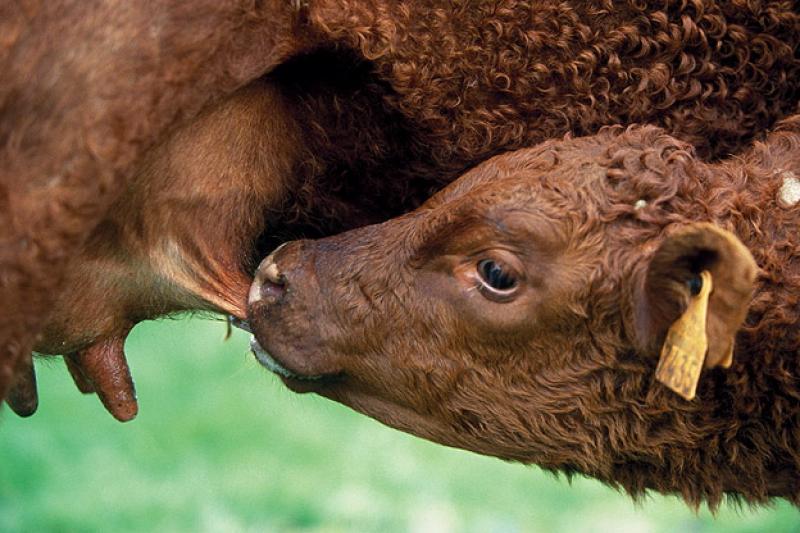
[1,318,798,532]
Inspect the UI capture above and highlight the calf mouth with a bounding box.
[250,336,344,393]
[249,336,321,381]
[232,317,341,390]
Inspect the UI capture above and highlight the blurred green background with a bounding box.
[1,318,798,532]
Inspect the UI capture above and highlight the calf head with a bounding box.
[247,126,758,485]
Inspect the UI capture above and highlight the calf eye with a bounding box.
[477,259,518,292]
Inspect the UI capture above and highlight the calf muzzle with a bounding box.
[248,241,342,382]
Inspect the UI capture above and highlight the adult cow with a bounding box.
[2,1,798,419]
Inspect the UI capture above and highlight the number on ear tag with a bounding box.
[655,270,713,400]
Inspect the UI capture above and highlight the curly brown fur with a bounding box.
[273,0,800,269]
[247,118,800,508]
[307,0,800,164]
[3,1,800,412]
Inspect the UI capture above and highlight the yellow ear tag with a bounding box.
[655,270,713,400]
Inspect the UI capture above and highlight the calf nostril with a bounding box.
[263,261,284,285]
[249,256,286,305]
[249,243,293,305]
[259,279,286,304]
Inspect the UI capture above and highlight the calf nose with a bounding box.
[250,243,289,305]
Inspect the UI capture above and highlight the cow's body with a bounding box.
[3,1,799,417]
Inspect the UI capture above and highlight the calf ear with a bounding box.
[636,223,757,394]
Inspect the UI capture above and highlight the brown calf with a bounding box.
[247,118,800,508]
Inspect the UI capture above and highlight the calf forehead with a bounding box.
[465,153,609,203]
[465,163,610,222]
[411,153,615,259]
[426,135,610,205]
